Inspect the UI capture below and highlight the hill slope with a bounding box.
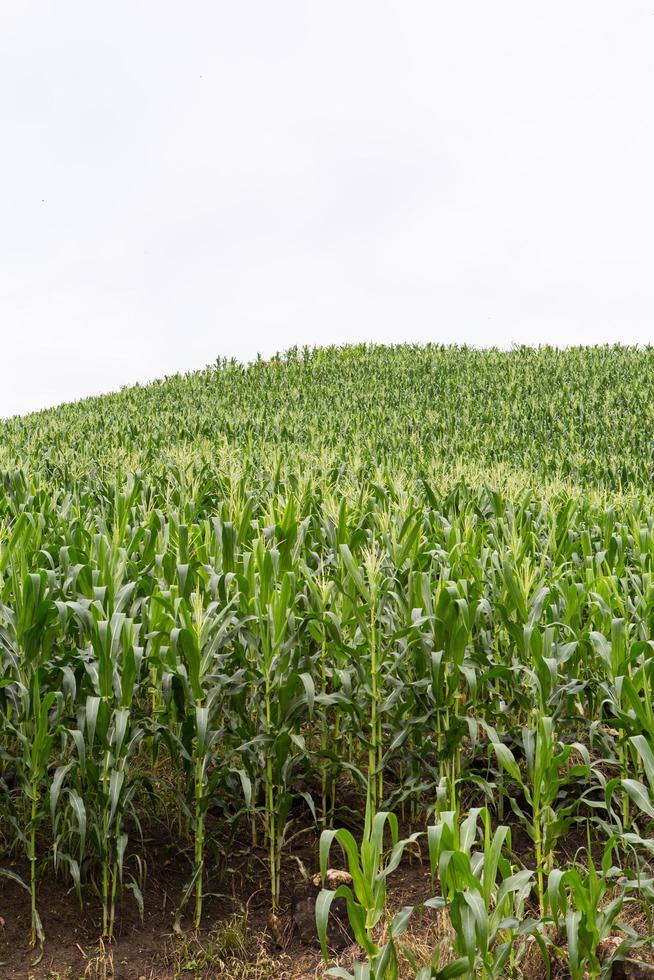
[3,345,654,978]
[1,344,653,492]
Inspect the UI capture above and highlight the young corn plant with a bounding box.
[339,542,392,819]
[242,540,314,914]
[306,569,342,829]
[0,674,61,949]
[0,570,61,948]
[316,795,422,978]
[168,584,242,929]
[489,715,592,913]
[61,613,146,940]
[428,807,540,980]
[545,838,641,980]
[427,573,481,814]
[591,619,637,830]
[616,731,654,833]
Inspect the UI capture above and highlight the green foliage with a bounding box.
[428,809,540,979]
[1,345,654,972]
[316,794,422,972]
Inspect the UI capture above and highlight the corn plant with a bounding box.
[0,571,61,947]
[545,838,644,980]
[489,716,592,912]
[59,613,146,939]
[316,796,422,977]
[0,674,61,948]
[240,540,315,913]
[168,584,242,928]
[339,541,394,818]
[428,808,541,979]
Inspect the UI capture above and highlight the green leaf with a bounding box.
[340,545,370,603]
[489,742,522,784]
[622,778,654,819]
[0,867,30,893]
[390,904,414,938]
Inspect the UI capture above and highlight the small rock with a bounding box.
[311,869,353,889]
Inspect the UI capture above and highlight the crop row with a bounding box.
[3,467,654,975]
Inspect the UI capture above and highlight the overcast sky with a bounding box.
[1,3,653,417]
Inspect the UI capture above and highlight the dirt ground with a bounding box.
[0,820,440,980]
[2,815,653,980]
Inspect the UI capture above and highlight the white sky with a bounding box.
[1,2,653,418]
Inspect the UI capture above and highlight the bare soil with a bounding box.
[1,814,651,980]
[0,818,437,980]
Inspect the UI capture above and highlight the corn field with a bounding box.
[3,345,654,978]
